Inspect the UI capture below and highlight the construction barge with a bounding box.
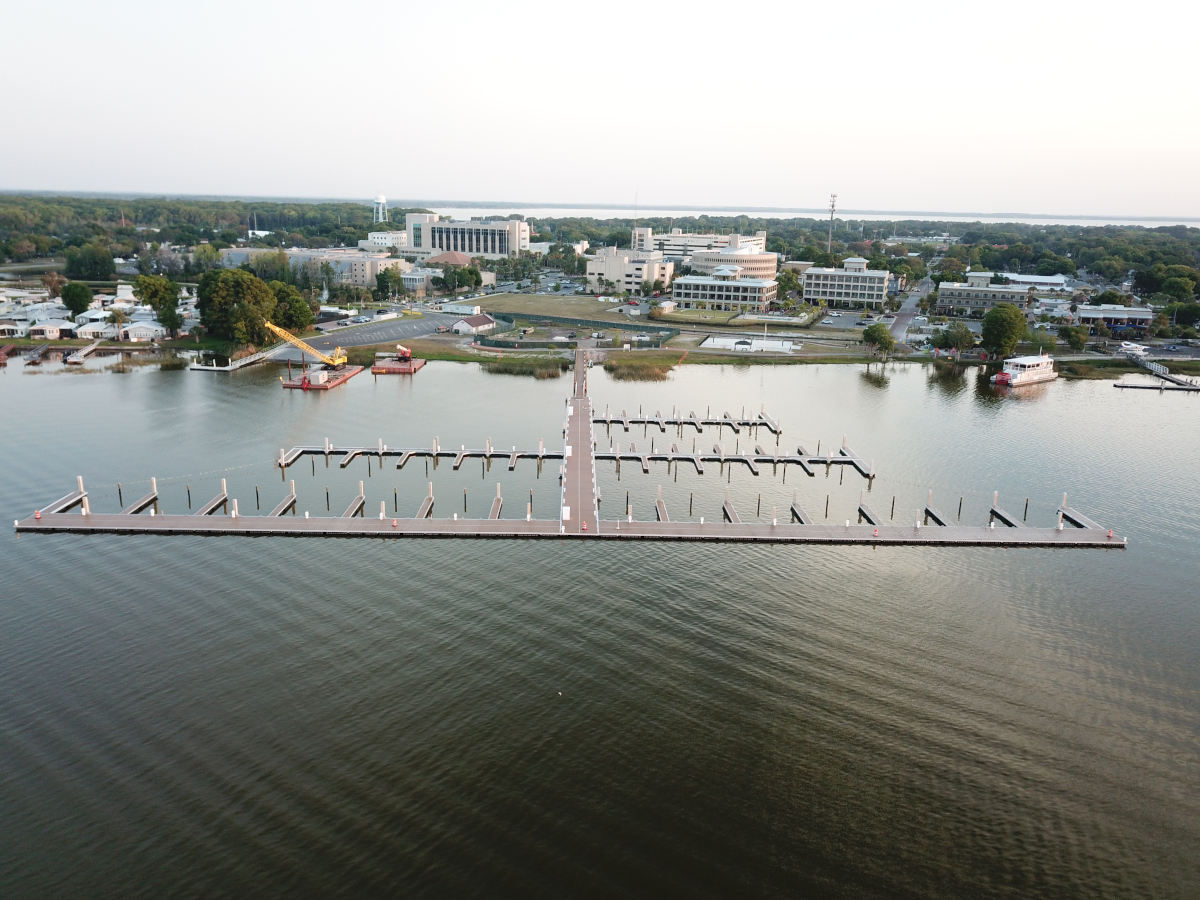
[371,347,426,375]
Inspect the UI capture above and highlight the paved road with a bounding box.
[300,313,457,354]
[890,278,931,342]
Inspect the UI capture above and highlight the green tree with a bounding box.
[268,280,314,331]
[862,322,895,356]
[1162,277,1196,302]
[197,269,277,344]
[1088,289,1124,306]
[133,274,183,337]
[981,303,1027,358]
[64,241,115,279]
[191,243,221,273]
[60,282,93,319]
[934,320,975,352]
[1058,324,1088,352]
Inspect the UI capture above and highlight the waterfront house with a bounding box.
[121,321,167,342]
[76,321,119,340]
[29,319,76,340]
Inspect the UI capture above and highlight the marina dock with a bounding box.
[15,351,1125,550]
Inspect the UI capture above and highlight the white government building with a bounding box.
[689,234,778,280]
[357,213,530,260]
[671,265,777,312]
[631,227,768,260]
[586,246,675,294]
[802,257,889,308]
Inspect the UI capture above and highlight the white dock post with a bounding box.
[526,502,531,522]
[994,490,999,507]
[77,475,85,494]
[151,477,157,494]
[1062,492,1068,509]
[279,448,285,467]
[378,438,384,456]
[360,481,365,497]
[81,495,91,515]
[1057,510,1064,531]
[772,507,777,526]
[232,498,239,518]
[380,501,385,519]
[497,483,502,498]
[221,478,227,494]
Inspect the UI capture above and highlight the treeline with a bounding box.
[0,194,431,264]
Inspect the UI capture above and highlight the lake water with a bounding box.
[422,204,1200,228]
[1,356,1197,897]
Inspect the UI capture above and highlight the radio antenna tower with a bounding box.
[373,194,389,225]
[827,193,837,254]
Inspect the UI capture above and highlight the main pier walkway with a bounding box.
[15,354,1125,549]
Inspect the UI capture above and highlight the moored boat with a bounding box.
[990,354,1058,386]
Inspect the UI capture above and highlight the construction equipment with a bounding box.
[264,321,347,367]
[395,343,412,360]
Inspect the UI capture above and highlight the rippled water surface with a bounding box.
[1,357,1197,898]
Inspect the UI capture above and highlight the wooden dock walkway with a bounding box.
[65,340,104,365]
[189,342,288,372]
[560,350,598,535]
[14,510,1127,548]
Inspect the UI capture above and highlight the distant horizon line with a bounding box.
[2,189,1198,225]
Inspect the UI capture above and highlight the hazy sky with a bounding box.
[4,0,1197,217]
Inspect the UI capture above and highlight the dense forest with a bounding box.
[2,194,1198,302]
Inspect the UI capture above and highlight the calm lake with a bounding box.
[1,355,1197,898]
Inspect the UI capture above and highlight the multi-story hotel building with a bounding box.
[403,213,529,260]
[690,235,778,280]
[934,271,1033,315]
[631,227,768,260]
[671,265,777,312]
[586,246,674,294]
[801,257,889,308]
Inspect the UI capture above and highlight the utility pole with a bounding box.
[827,193,837,254]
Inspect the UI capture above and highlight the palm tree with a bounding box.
[108,309,130,342]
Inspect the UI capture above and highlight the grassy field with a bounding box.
[477,292,635,323]
[653,308,740,326]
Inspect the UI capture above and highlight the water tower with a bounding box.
[373,194,389,224]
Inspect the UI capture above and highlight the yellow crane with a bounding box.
[264,321,347,367]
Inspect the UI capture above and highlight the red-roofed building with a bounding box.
[425,250,474,268]
[451,314,496,335]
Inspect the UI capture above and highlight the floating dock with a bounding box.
[281,365,363,390]
[15,350,1125,549]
